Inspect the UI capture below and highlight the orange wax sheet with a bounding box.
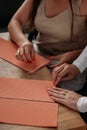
[0,98,58,127]
[0,78,55,102]
[0,78,58,127]
[0,38,50,73]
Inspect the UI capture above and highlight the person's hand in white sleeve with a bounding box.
[52,63,81,86]
[52,46,87,86]
[48,87,87,113]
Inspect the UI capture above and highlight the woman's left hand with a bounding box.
[47,49,82,67]
[48,87,82,112]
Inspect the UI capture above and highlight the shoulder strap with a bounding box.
[32,0,41,22]
[78,0,82,7]
[69,0,74,41]
[29,0,41,30]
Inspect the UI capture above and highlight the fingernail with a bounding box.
[27,61,32,64]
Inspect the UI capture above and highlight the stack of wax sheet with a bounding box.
[0,78,58,127]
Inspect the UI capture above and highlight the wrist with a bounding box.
[72,62,81,73]
[72,64,81,76]
[18,40,31,47]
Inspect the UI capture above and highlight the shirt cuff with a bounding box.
[73,60,84,73]
[77,97,87,113]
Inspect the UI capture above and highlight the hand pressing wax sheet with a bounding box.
[0,98,58,127]
[0,78,55,102]
[0,38,50,73]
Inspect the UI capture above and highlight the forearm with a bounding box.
[77,97,87,113]
[8,19,29,47]
[8,0,34,47]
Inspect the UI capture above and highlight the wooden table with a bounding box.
[0,32,86,130]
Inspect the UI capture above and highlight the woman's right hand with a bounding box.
[15,41,35,62]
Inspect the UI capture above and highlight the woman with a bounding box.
[8,0,87,91]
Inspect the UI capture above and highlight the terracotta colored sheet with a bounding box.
[0,78,54,102]
[0,98,58,127]
[0,38,50,73]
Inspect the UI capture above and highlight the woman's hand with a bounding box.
[47,49,82,67]
[48,87,82,112]
[15,41,35,62]
[52,63,81,85]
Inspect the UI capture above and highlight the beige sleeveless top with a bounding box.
[34,0,87,55]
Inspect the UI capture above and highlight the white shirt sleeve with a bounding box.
[73,46,87,73]
[77,97,87,113]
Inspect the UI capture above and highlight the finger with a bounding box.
[15,49,23,61]
[15,53,23,61]
[48,89,62,95]
[62,75,73,81]
[54,77,61,85]
[57,67,69,78]
[49,63,59,68]
[54,65,65,74]
[52,67,63,85]
[52,71,58,85]
[48,88,67,97]
[48,90,65,99]
[53,87,69,93]
[49,59,64,68]
[19,47,28,62]
[51,96,65,104]
[56,60,66,66]
[30,47,35,61]
[24,46,32,61]
[52,67,58,79]
[47,55,61,60]
[52,72,57,81]
[15,53,22,61]
[48,60,58,67]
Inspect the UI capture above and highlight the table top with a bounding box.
[0,32,86,130]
